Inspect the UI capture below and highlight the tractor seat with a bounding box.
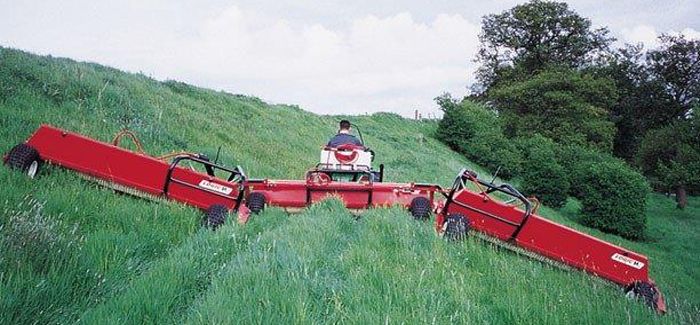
[319,144,372,171]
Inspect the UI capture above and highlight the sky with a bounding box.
[1,0,698,117]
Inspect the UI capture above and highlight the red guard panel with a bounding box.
[248,180,437,210]
[444,189,650,286]
[24,125,242,211]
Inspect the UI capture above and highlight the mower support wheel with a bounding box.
[409,197,431,220]
[204,204,228,230]
[443,214,470,241]
[247,192,266,214]
[625,281,660,311]
[5,143,42,179]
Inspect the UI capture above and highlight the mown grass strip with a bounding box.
[183,199,362,324]
[77,208,289,324]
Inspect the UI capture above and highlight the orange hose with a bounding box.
[112,130,199,162]
[156,151,200,161]
[465,173,492,202]
[111,130,145,154]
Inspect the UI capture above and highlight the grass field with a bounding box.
[1,47,698,324]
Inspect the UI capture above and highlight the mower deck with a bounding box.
[3,124,667,313]
[16,125,247,212]
[247,178,439,210]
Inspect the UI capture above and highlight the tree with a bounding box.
[590,35,700,161]
[590,44,677,160]
[476,0,613,89]
[636,116,700,209]
[489,67,617,152]
[647,34,700,118]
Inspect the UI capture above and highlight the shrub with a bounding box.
[576,159,650,240]
[555,144,650,239]
[516,135,570,208]
[556,144,607,197]
[436,94,522,178]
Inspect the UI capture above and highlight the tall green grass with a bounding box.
[1,47,698,324]
[77,208,289,324]
[181,200,683,324]
[0,168,199,324]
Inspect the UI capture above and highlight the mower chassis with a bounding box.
[247,178,439,211]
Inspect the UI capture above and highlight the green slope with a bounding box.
[0,47,697,324]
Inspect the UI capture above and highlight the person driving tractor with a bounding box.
[327,120,363,148]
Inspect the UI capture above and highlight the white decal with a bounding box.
[198,180,233,195]
[611,253,645,269]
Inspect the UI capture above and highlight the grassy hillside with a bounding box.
[0,47,698,324]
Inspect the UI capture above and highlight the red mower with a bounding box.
[4,124,666,313]
[434,169,666,313]
[3,125,249,227]
[245,143,440,220]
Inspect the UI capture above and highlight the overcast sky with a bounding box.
[1,1,698,116]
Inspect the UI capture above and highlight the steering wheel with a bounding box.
[307,171,331,185]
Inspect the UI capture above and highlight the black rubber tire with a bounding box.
[5,143,42,178]
[409,197,431,220]
[246,192,266,214]
[204,204,228,230]
[444,214,470,241]
[625,281,659,310]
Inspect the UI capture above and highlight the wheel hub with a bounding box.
[27,160,39,178]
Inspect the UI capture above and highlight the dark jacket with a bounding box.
[327,133,363,147]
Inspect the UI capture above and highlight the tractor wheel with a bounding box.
[204,204,228,230]
[409,197,431,220]
[5,143,42,179]
[246,192,266,214]
[625,281,659,310]
[444,214,470,241]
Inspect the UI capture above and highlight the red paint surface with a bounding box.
[26,125,243,211]
[438,188,651,286]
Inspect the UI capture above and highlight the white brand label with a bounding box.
[611,253,644,269]
[198,180,233,195]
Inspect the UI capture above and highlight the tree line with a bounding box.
[446,0,698,207]
[436,0,699,239]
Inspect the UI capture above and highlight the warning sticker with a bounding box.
[611,253,645,269]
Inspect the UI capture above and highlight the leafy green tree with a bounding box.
[591,35,699,161]
[647,34,700,117]
[489,67,617,152]
[636,117,700,209]
[476,0,613,89]
[577,159,650,239]
[589,44,676,160]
